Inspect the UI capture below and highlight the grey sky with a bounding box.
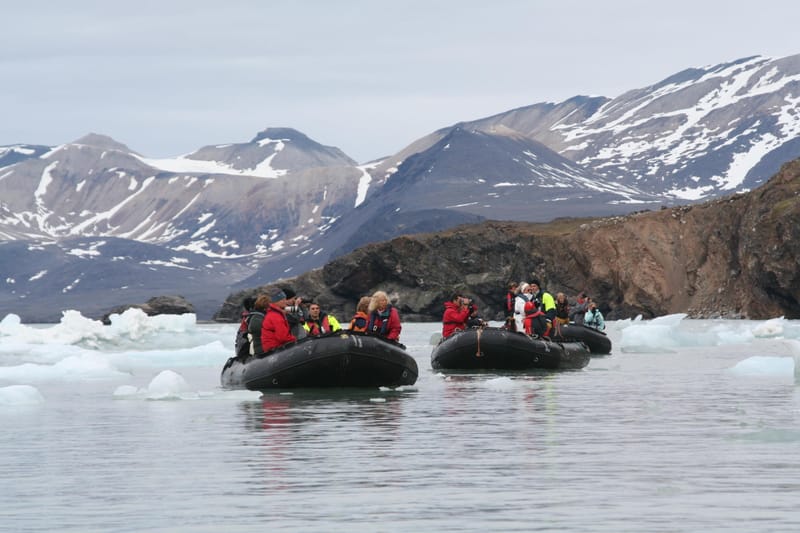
[2,0,798,162]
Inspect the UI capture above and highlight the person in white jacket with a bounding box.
[514,282,533,332]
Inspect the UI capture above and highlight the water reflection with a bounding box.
[237,389,414,433]
[233,390,417,494]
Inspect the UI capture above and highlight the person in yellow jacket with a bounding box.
[529,279,556,337]
[303,301,342,336]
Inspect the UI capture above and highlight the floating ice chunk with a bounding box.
[0,384,45,405]
[752,317,785,338]
[146,370,191,400]
[0,352,129,383]
[0,313,24,336]
[221,390,263,400]
[790,340,800,385]
[112,385,142,398]
[728,356,794,377]
[796,354,800,385]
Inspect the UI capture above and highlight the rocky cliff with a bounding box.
[216,158,800,322]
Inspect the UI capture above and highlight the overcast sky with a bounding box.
[2,0,798,163]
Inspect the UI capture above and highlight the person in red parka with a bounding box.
[366,290,402,341]
[442,293,472,338]
[523,300,551,338]
[261,286,297,353]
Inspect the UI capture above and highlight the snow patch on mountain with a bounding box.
[0,146,35,158]
[29,270,47,281]
[137,153,287,178]
[355,163,376,207]
[140,259,195,270]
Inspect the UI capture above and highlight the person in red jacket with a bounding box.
[523,300,551,338]
[261,286,297,353]
[366,290,402,341]
[442,293,472,338]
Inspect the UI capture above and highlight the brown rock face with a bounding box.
[216,159,800,322]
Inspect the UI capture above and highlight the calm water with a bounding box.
[2,319,800,532]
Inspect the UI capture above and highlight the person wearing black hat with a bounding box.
[247,294,270,355]
[260,286,297,352]
[528,279,556,337]
[281,287,307,339]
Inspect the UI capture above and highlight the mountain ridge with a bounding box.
[216,157,800,323]
[2,53,800,321]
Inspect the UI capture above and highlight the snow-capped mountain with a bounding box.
[0,144,50,168]
[0,129,364,320]
[2,53,800,321]
[463,54,800,199]
[232,125,664,290]
[0,236,246,322]
[0,129,361,260]
[146,127,357,178]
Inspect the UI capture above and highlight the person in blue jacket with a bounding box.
[585,301,606,331]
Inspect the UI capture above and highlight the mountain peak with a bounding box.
[251,127,308,144]
[72,133,133,153]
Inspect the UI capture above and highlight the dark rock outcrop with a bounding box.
[215,158,800,323]
[101,295,195,324]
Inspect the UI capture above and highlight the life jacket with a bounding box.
[349,311,368,332]
[306,313,333,336]
[368,308,391,336]
[505,291,516,314]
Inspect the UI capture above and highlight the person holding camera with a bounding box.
[569,292,590,325]
[284,291,307,339]
[585,301,606,331]
[442,293,474,338]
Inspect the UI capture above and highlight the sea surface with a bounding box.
[1,310,799,532]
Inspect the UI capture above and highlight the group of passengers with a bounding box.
[234,288,402,358]
[439,278,606,341]
[235,280,608,356]
[502,280,605,338]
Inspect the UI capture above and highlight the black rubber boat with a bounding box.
[430,326,590,371]
[221,331,418,390]
[551,323,612,354]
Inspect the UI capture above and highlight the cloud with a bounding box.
[2,0,799,162]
